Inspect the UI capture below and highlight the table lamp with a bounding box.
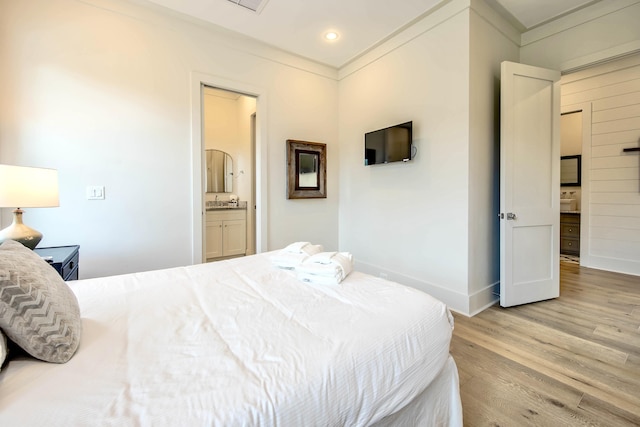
[0,164,59,249]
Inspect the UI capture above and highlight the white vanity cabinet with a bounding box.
[206,209,246,260]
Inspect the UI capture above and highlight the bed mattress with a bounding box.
[0,252,456,426]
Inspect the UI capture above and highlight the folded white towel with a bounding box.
[270,252,309,269]
[271,242,324,269]
[297,271,344,286]
[295,252,354,285]
[284,241,310,253]
[303,251,337,265]
[282,241,323,255]
[280,242,323,255]
[298,252,353,274]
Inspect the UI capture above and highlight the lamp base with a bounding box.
[0,209,43,250]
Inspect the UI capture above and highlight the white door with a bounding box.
[500,61,561,307]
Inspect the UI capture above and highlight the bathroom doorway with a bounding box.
[202,86,257,260]
[560,110,583,265]
[190,73,267,265]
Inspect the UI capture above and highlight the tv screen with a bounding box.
[364,121,412,165]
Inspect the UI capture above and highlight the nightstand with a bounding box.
[34,245,80,281]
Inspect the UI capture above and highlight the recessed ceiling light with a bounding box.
[324,31,339,41]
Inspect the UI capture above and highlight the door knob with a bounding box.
[506,212,517,220]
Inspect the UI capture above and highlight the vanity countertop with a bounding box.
[206,201,247,211]
[206,206,246,211]
[560,210,580,214]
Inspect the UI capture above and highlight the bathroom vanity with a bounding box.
[560,212,580,256]
[206,203,247,261]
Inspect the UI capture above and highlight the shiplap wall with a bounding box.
[562,54,640,276]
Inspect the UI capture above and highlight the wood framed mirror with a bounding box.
[287,139,326,199]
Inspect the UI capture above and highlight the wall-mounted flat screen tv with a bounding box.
[364,121,412,166]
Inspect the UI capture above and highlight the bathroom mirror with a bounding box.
[298,152,319,188]
[205,149,233,193]
[287,139,326,199]
[560,155,581,186]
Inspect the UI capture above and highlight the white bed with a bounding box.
[0,251,462,426]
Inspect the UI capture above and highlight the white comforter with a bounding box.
[0,253,454,426]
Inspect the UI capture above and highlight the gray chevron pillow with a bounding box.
[0,239,81,363]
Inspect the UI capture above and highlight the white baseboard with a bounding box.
[468,282,500,317]
[355,261,498,316]
[581,255,640,277]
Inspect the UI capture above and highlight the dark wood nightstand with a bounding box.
[34,245,80,281]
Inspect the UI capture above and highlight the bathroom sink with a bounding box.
[560,198,576,211]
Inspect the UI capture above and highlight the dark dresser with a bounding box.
[34,245,80,281]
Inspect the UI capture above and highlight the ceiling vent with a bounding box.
[226,0,269,13]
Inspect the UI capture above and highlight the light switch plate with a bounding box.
[86,186,105,200]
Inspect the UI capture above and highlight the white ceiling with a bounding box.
[143,0,600,68]
[490,0,600,29]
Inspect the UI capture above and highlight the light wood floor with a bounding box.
[450,261,640,426]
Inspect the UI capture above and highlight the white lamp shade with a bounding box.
[0,164,59,208]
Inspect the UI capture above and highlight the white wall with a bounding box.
[203,92,240,156]
[562,54,640,275]
[237,95,257,255]
[560,112,583,209]
[561,112,583,156]
[0,0,339,278]
[337,0,518,314]
[467,0,520,313]
[338,1,470,311]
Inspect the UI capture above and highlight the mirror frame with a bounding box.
[287,139,326,199]
[560,155,581,187]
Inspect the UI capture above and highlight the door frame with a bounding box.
[560,102,592,266]
[190,72,268,264]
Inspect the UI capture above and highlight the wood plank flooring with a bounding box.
[450,261,640,426]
